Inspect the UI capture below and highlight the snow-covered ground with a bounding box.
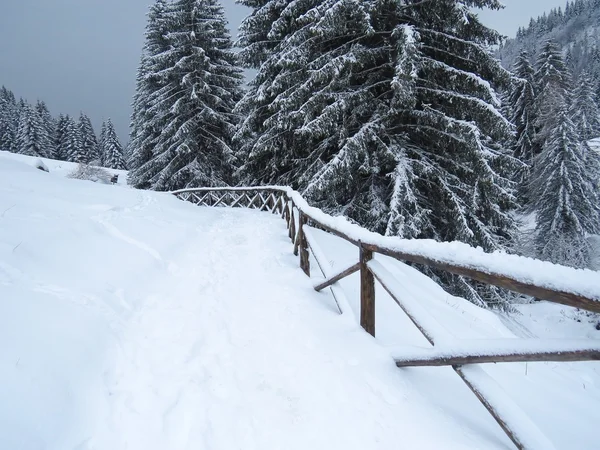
[0,153,598,449]
[0,150,129,186]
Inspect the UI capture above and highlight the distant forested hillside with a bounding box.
[498,0,600,94]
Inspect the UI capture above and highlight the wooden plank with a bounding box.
[456,365,555,450]
[212,192,229,207]
[360,244,375,337]
[393,341,600,367]
[368,260,449,344]
[303,227,352,316]
[230,191,247,208]
[362,243,600,314]
[314,262,360,292]
[247,193,260,209]
[279,195,286,218]
[367,260,552,449]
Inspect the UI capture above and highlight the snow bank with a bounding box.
[0,150,128,186]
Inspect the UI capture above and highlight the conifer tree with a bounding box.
[101,119,127,170]
[534,40,571,153]
[0,87,19,153]
[129,0,243,191]
[59,115,85,163]
[237,0,517,307]
[531,106,600,268]
[99,120,107,163]
[128,0,171,188]
[79,112,101,164]
[509,51,537,167]
[54,114,70,161]
[16,103,49,158]
[35,101,56,159]
[571,71,600,140]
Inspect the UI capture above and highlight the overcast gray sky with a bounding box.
[0,0,567,144]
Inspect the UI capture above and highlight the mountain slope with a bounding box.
[498,0,600,87]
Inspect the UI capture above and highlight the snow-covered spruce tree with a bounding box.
[0,87,20,153]
[378,0,518,307]
[508,51,537,180]
[236,0,518,307]
[101,119,127,170]
[16,103,50,158]
[79,112,101,164]
[99,120,107,164]
[54,114,70,161]
[35,101,56,159]
[571,71,600,140]
[59,115,86,163]
[128,0,172,188]
[533,40,572,154]
[129,0,243,191]
[235,0,313,186]
[236,0,389,193]
[531,106,600,268]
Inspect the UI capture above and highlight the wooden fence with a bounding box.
[173,187,600,450]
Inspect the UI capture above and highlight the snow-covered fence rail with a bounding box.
[172,186,600,450]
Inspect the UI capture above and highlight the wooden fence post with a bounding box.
[298,212,310,276]
[284,196,291,228]
[290,205,297,246]
[360,243,375,337]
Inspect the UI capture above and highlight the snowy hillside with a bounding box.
[0,153,599,449]
[0,150,129,185]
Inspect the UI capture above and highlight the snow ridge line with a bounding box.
[171,186,600,306]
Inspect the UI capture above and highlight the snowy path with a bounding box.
[91,207,492,449]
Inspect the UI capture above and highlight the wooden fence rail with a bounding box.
[172,186,600,450]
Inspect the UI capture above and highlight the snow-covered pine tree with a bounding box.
[54,114,69,161]
[531,105,600,268]
[571,71,600,140]
[235,0,310,186]
[101,119,127,170]
[507,50,538,204]
[99,120,107,164]
[16,103,50,158]
[78,112,101,164]
[35,101,56,159]
[0,87,20,153]
[237,0,517,307]
[509,51,537,167]
[533,40,572,153]
[60,115,85,163]
[236,0,384,193]
[128,0,171,188]
[129,0,243,191]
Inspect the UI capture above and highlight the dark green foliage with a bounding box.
[129,0,244,191]
[236,0,518,307]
